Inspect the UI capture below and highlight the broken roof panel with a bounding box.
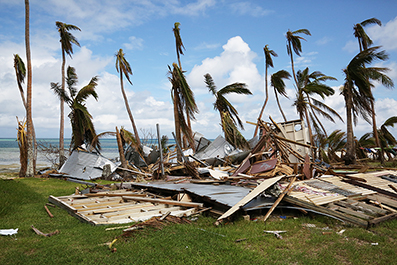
[59,150,119,180]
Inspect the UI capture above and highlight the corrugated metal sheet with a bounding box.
[59,150,119,180]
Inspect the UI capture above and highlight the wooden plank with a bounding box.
[283,195,368,227]
[335,206,372,220]
[122,196,204,208]
[367,195,397,209]
[368,213,397,226]
[263,176,296,222]
[343,179,397,199]
[216,176,283,222]
[48,195,78,213]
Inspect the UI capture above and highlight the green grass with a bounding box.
[1,175,396,265]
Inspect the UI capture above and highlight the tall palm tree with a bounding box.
[168,63,197,157]
[271,70,291,122]
[56,21,81,165]
[353,18,384,159]
[51,66,99,151]
[115,48,141,147]
[342,46,393,165]
[255,45,277,136]
[286,29,311,88]
[204,73,252,149]
[173,22,195,147]
[25,0,35,177]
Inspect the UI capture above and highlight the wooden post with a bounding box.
[156,124,164,177]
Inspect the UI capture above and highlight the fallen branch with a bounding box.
[31,225,59,237]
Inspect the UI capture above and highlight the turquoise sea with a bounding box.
[0,138,122,166]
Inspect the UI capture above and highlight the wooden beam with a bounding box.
[216,176,283,222]
[263,176,296,222]
[122,196,203,208]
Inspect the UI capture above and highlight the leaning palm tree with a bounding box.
[168,63,197,158]
[342,46,393,165]
[204,73,252,149]
[271,70,291,122]
[115,48,141,147]
[25,0,35,177]
[51,66,99,151]
[293,68,342,150]
[286,28,311,88]
[56,21,81,164]
[353,18,384,159]
[254,45,278,136]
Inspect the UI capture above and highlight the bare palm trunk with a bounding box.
[254,65,269,137]
[303,108,315,158]
[25,0,34,177]
[173,90,182,161]
[275,90,287,122]
[289,43,299,89]
[59,50,66,166]
[344,90,356,165]
[120,71,141,147]
[371,99,384,163]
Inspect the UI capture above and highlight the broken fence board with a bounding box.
[217,176,283,221]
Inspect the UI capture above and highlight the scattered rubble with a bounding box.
[47,119,397,228]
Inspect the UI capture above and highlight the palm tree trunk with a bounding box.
[289,43,299,89]
[275,90,287,122]
[120,71,141,146]
[254,65,269,137]
[59,50,66,166]
[304,108,315,158]
[116,127,127,178]
[25,0,34,177]
[344,89,356,165]
[371,99,384,164]
[173,90,182,161]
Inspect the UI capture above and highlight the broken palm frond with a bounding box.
[16,117,27,178]
[31,225,59,237]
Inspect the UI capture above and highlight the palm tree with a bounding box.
[25,0,35,177]
[271,70,291,122]
[115,48,141,147]
[342,46,393,165]
[51,66,99,151]
[14,54,27,109]
[293,68,342,150]
[173,22,195,148]
[168,63,197,158]
[254,45,277,136]
[353,18,384,159]
[204,73,252,149]
[56,21,81,165]
[378,116,397,160]
[286,29,311,88]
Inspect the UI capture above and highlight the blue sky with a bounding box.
[1,0,397,141]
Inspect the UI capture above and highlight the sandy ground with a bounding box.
[0,164,50,174]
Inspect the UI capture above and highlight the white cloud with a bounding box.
[368,16,397,51]
[229,2,273,17]
[123,36,144,50]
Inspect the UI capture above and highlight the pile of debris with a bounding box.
[48,119,397,228]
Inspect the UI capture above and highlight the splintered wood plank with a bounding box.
[347,171,397,193]
[122,196,203,208]
[335,206,372,220]
[217,176,283,221]
[367,195,397,209]
[319,176,376,195]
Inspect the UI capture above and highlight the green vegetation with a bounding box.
[1,176,396,264]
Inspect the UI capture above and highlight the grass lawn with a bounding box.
[1,175,396,265]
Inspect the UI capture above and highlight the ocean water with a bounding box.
[0,138,159,166]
